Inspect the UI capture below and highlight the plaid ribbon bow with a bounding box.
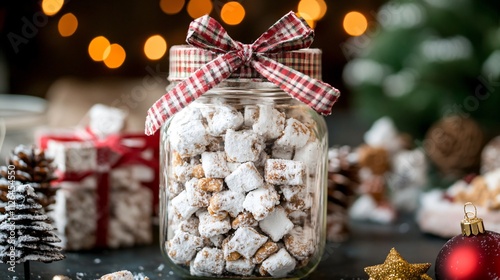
[145,11,340,135]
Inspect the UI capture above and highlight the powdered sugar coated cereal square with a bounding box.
[226,227,268,259]
[225,162,264,193]
[242,185,280,220]
[259,248,296,277]
[252,105,286,140]
[197,211,231,238]
[171,190,199,219]
[201,151,231,178]
[225,129,264,163]
[192,247,225,275]
[166,230,203,265]
[265,159,305,185]
[259,206,294,242]
[275,118,310,149]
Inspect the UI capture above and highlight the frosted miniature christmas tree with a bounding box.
[0,184,64,278]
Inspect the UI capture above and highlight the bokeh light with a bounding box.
[103,44,126,69]
[160,0,185,15]
[58,13,78,37]
[88,36,111,62]
[297,12,316,29]
[144,35,167,60]
[42,0,64,16]
[343,11,368,36]
[298,0,327,21]
[221,2,245,25]
[187,0,213,19]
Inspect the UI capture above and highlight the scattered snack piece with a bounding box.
[100,270,135,280]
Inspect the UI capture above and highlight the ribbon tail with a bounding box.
[252,56,340,116]
[145,53,241,135]
[252,11,314,53]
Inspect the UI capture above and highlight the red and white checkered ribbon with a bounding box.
[145,11,340,135]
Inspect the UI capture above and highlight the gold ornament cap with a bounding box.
[461,202,485,236]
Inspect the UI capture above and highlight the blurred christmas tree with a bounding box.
[343,0,500,139]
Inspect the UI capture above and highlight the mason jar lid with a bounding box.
[168,45,322,82]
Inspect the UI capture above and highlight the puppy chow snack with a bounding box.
[265,159,306,185]
[197,177,224,192]
[202,104,244,136]
[171,190,200,219]
[275,118,310,149]
[167,230,204,265]
[243,185,280,220]
[163,102,326,277]
[280,185,311,211]
[284,225,315,261]
[244,105,259,127]
[259,206,294,242]
[231,211,258,229]
[197,210,231,238]
[225,129,264,162]
[271,144,294,160]
[201,151,231,178]
[192,247,226,275]
[170,118,209,157]
[208,190,245,218]
[226,258,255,276]
[225,162,264,193]
[259,248,297,277]
[225,227,268,259]
[185,178,211,207]
[252,105,286,140]
[253,241,279,264]
[294,140,321,174]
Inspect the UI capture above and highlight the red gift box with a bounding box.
[36,107,160,249]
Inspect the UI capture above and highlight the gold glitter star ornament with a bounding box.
[364,248,432,280]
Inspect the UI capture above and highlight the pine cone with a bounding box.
[327,146,360,242]
[425,116,484,176]
[0,145,58,212]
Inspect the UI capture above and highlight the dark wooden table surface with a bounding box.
[2,213,448,280]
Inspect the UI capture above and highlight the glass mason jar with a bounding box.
[160,81,329,279]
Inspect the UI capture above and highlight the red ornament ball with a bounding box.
[435,230,500,280]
